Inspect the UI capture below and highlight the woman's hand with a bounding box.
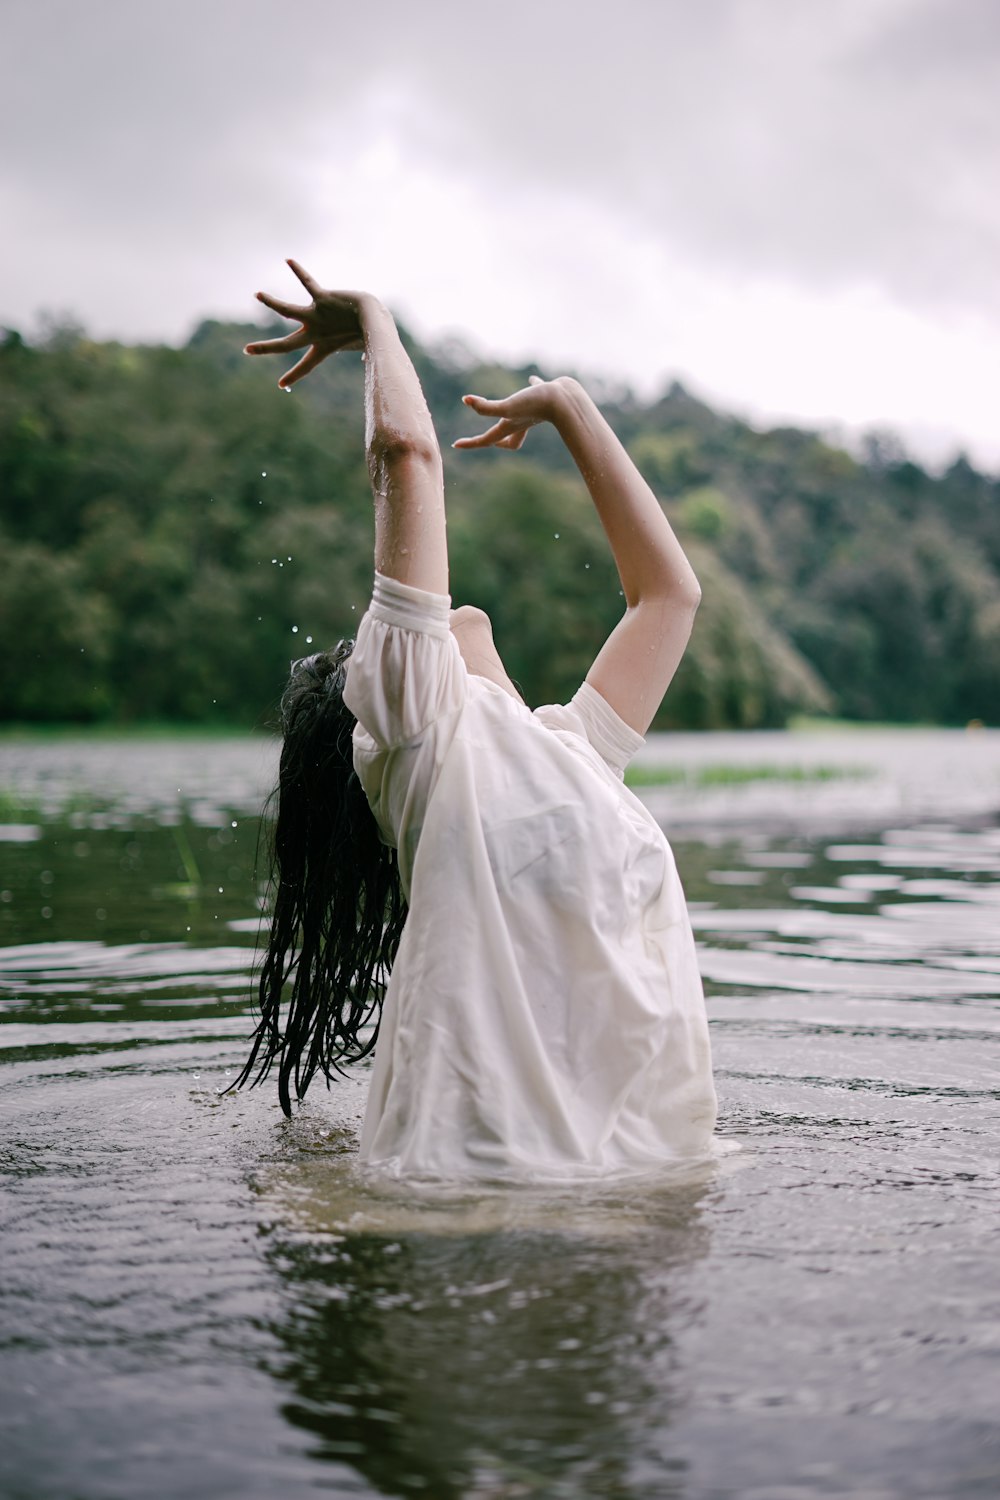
[452,375,574,451]
[244,261,375,389]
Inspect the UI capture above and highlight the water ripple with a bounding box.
[2,743,999,1499]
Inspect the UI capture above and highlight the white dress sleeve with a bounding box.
[533,680,645,779]
[343,573,467,748]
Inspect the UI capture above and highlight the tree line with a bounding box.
[1,317,997,729]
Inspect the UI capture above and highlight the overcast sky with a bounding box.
[2,0,998,469]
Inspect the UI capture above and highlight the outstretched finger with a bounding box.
[286,258,322,298]
[277,345,325,389]
[244,328,309,357]
[462,393,507,415]
[256,289,309,321]
[452,419,512,449]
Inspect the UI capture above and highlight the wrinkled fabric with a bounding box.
[343,573,717,1179]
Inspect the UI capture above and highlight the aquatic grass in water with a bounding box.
[1,732,999,1498]
[625,761,873,788]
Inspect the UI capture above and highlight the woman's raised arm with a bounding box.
[246,262,448,596]
[455,376,701,734]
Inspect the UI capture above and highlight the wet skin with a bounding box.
[449,605,524,702]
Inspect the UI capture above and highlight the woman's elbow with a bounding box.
[683,576,703,612]
[370,433,443,495]
[372,426,441,472]
[660,568,702,614]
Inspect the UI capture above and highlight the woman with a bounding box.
[235,261,717,1178]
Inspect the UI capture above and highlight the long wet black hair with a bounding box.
[233,643,407,1116]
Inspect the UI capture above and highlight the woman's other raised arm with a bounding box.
[246,262,448,596]
[455,376,701,734]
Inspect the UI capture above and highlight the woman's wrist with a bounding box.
[550,376,597,433]
[356,293,389,330]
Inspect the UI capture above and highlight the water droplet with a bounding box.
[584,563,590,570]
[305,634,313,644]
[291,626,299,633]
[231,820,238,828]
[554,533,560,539]
[218,886,224,894]
[261,471,267,477]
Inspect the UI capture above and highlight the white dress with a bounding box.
[343,573,717,1179]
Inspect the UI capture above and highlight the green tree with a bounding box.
[1,316,997,729]
[0,539,112,719]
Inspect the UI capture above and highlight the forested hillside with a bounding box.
[1,319,997,728]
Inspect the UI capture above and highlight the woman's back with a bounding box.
[346,574,717,1179]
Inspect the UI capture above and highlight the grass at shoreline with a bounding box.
[0,721,274,742]
[1,715,984,744]
[788,714,940,733]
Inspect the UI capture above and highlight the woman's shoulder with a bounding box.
[533,683,644,781]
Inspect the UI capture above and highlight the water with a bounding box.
[1,730,999,1499]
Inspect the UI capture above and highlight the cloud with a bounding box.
[5,0,996,305]
[1,0,997,465]
[380,0,1000,316]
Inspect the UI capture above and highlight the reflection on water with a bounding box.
[262,1171,712,1499]
[1,733,999,1498]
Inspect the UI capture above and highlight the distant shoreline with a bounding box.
[1,726,996,839]
[0,716,983,743]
